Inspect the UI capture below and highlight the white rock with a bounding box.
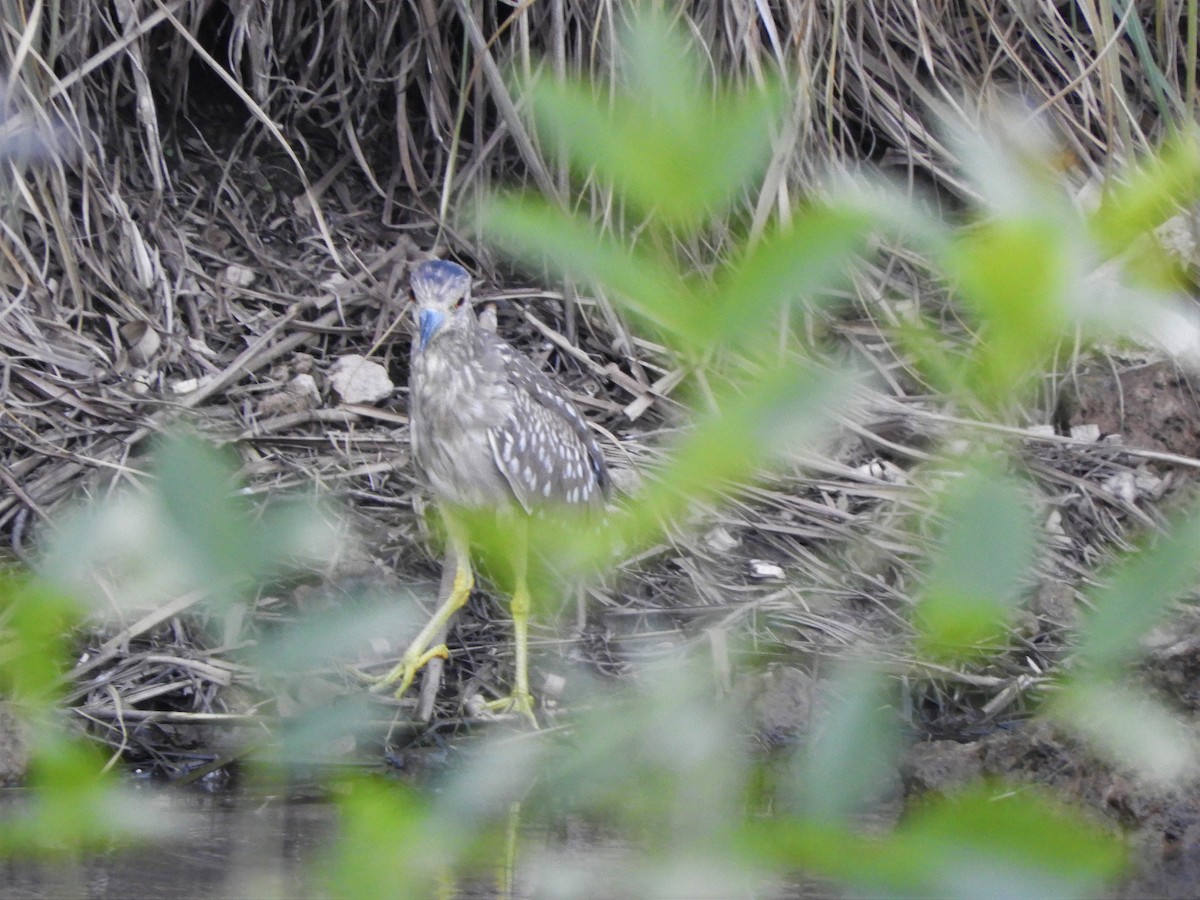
[1134,467,1166,499]
[170,375,213,394]
[127,367,153,396]
[119,320,160,364]
[855,458,907,483]
[703,526,739,554]
[748,560,785,582]
[857,459,886,479]
[329,355,393,404]
[1157,213,1197,265]
[223,263,256,288]
[259,373,321,416]
[1102,470,1137,504]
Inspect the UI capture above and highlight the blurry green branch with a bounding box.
[0,574,170,854]
[466,10,1185,897]
[1,435,359,854]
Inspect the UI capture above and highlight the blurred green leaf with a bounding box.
[527,659,745,848]
[252,594,419,677]
[478,193,701,344]
[621,9,705,125]
[705,207,871,347]
[528,15,783,228]
[42,433,339,620]
[892,314,970,398]
[1091,129,1200,269]
[155,435,243,554]
[915,466,1038,660]
[154,434,270,594]
[325,774,511,900]
[611,363,855,555]
[1074,506,1200,674]
[21,737,115,848]
[324,778,446,900]
[260,694,377,769]
[792,665,899,822]
[1051,680,1195,784]
[744,785,1126,898]
[653,364,852,502]
[0,574,79,704]
[898,785,1128,899]
[832,172,951,253]
[0,732,174,855]
[944,219,1068,405]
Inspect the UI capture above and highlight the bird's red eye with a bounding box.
[454,297,466,309]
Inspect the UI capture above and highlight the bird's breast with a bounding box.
[410,342,515,508]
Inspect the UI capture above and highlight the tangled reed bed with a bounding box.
[2,1,1199,766]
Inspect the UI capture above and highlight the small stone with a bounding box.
[1102,470,1138,504]
[703,526,739,553]
[223,263,256,288]
[170,375,213,394]
[127,367,153,395]
[1044,509,1072,549]
[901,740,984,794]
[858,459,886,479]
[541,672,566,700]
[748,560,785,582]
[1157,213,1197,265]
[1133,466,1166,499]
[119,320,161,364]
[329,355,394,404]
[1070,423,1101,443]
[750,667,817,748]
[1031,581,1076,627]
[258,374,321,416]
[857,459,907,484]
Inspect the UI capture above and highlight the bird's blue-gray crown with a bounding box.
[411,259,472,350]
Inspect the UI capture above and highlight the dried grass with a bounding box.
[1,1,1195,763]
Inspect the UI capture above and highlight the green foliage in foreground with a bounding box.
[6,10,1200,899]
[0,575,171,854]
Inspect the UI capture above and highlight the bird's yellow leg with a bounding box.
[484,520,537,727]
[374,510,472,698]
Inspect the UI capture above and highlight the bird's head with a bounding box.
[410,259,474,351]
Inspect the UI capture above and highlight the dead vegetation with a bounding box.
[2,1,1199,767]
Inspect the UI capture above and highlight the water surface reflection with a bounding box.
[0,787,335,899]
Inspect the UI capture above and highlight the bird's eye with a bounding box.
[454,296,466,309]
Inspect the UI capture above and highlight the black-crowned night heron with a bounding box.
[377,259,608,723]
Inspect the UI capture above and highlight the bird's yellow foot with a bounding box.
[370,644,450,697]
[482,691,538,728]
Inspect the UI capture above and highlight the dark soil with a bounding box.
[1066,360,1200,458]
